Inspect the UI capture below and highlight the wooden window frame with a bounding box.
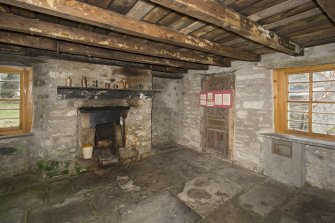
[0,66,32,136]
[273,64,335,141]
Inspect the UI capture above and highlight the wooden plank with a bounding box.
[263,8,322,30]
[0,31,207,69]
[0,0,259,61]
[0,12,229,66]
[126,0,155,19]
[248,0,312,22]
[315,0,335,24]
[142,6,171,23]
[150,0,303,55]
[107,0,138,14]
[0,43,187,73]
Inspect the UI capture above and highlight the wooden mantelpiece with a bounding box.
[57,87,158,100]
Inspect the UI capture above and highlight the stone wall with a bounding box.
[172,73,203,151]
[0,59,152,177]
[152,78,182,145]
[153,43,335,191]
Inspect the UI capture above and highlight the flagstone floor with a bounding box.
[1,143,335,223]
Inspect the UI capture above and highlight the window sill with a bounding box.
[0,133,34,141]
[259,133,335,150]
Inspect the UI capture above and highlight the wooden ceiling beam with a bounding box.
[149,0,304,56]
[0,12,228,67]
[0,0,259,61]
[0,43,187,73]
[0,31,207,70]
[315,0,335,24]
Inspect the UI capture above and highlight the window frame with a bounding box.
[273,64,335,141]
[0,66,32,136]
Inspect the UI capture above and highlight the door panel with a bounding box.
[201,74,235,158]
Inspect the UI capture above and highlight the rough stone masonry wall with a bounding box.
[0,59,152,177]
[152,77,182,145]
[172,73,203,151]
[170,43,335,190]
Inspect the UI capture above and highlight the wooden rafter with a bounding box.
[0,31,208,70]
[0,43,187,73]
[149,0,304,56]
[0,12,229,67]
[0,0,260,61]
[315,0,335,24]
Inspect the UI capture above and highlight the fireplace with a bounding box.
[79,106,130,166]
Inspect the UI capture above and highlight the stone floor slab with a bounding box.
[212,164,266,189]
[177,172,244,217]
[237,179,297,218]
[48,178,74,203]
[119,190,201,223]
[28,196,94,223]
[278,186,335,223]
[199,202,264,223]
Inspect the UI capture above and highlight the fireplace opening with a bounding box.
[79,106,130,166]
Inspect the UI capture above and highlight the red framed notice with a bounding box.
[199,90,233,108]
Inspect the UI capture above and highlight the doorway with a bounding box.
[201,74,235,159]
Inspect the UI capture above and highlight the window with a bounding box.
[273,64,335,141]
[0,66,32,136]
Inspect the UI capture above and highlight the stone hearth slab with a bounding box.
[119,190,201,223]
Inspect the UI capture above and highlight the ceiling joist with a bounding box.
[0,12,229,67]
[0,43,187,73]
[0,0,260,61]
[149,0,304,56]
[0,31,208,70]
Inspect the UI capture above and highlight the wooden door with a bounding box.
[201,74,235,159]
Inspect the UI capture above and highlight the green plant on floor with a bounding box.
[36,159,71,178]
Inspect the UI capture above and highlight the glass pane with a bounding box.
[0,73,20,81]
[313,92,335,101]
[0,118,20,128]
[312,103,335,113]
[288,112,308,121]
[313,81,335,91]
[0,91,20,99]
[288,73,309,83]
[288,120,308,132]
[0,109,20,119]
[312,123,335,135]
[313,70,335,81]
[312,113,335,124]
[288,102,309,112]
[289,92,309,101]
[289,83,309,92]
[0,101,20,109]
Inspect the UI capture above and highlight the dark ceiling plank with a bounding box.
[150,0,303,56]
[291,27,335,47]
[142,6,171,23]
[0,12,228,66]
[126,0,155,19]
[315,0,335,24]
[0,0,259,61]
[0,43,187,73]
[0,31,208,70]
[107,0,138,15]
[86,0,111,8]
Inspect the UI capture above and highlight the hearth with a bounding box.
[79,106,130,166]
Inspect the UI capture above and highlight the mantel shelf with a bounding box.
[57,86,159,100]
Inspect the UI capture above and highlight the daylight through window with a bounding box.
[274,65,335,140]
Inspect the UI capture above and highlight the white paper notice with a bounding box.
[214,94,223,105]
[207,93,214,107]
[222,94,231,106]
